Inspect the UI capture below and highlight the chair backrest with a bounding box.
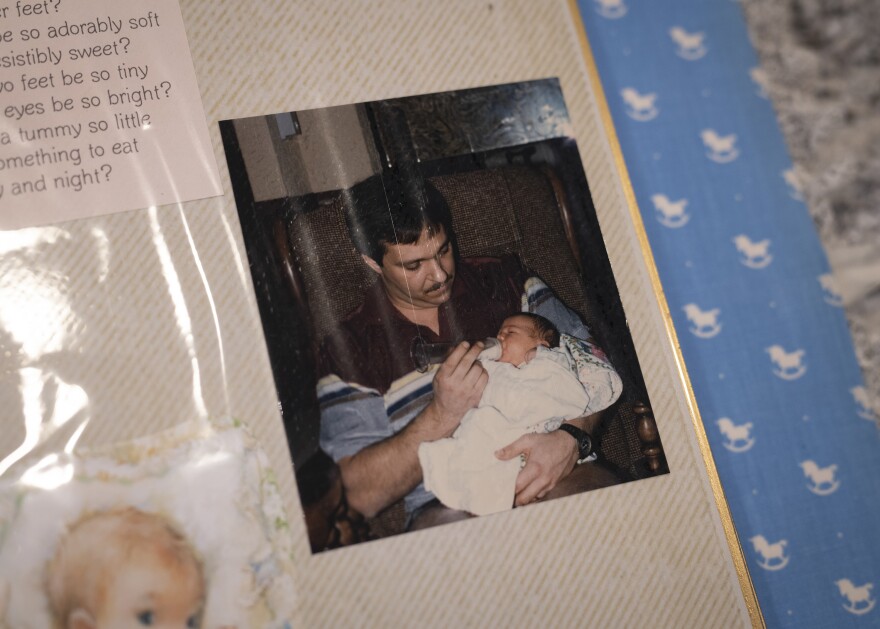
[288,195,376,344]
[431,167,595,326]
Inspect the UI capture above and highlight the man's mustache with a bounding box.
[426,277,453,293]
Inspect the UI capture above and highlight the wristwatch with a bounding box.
[557,423,594,464]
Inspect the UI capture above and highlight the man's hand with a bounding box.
[495,430,579,506]
[339,342,487,518]
[429,341,488,436]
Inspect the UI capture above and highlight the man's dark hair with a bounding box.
[521,312,560,348]
[342,174,454,265]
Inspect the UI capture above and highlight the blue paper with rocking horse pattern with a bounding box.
[579,1,880,626]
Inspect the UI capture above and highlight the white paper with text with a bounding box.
[0,0,221,230]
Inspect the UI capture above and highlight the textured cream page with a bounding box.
[0,1,753,626]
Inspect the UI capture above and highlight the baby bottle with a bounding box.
[410,337,501,372]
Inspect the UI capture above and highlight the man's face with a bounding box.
[366,225,456,311]
[496,315,545,366]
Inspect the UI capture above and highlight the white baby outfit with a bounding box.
[418,343,590,516]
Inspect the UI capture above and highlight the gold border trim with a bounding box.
[566,1,764,626]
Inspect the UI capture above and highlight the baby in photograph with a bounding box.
[418,313,592,516]
[46,506,206,629]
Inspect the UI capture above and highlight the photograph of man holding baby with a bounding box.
[221,79,667,552]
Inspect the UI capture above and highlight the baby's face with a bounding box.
[496,315,545,365]
[94,553,204,629]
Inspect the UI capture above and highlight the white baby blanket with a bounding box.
[419,344,591,516]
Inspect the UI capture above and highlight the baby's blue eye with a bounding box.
[137,610,154,626]
[186,614,198,628]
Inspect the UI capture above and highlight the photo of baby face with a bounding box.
[46,507,205,629]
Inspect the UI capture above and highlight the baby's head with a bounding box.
[496,313,560,365]
[46,507,205,629]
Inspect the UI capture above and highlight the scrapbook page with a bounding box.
[0,0,762,627]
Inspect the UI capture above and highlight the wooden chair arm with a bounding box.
[634,402,667,474]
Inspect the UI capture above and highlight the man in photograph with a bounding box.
[317,174,623,528]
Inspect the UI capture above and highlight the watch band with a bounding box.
[557,423,594,464]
